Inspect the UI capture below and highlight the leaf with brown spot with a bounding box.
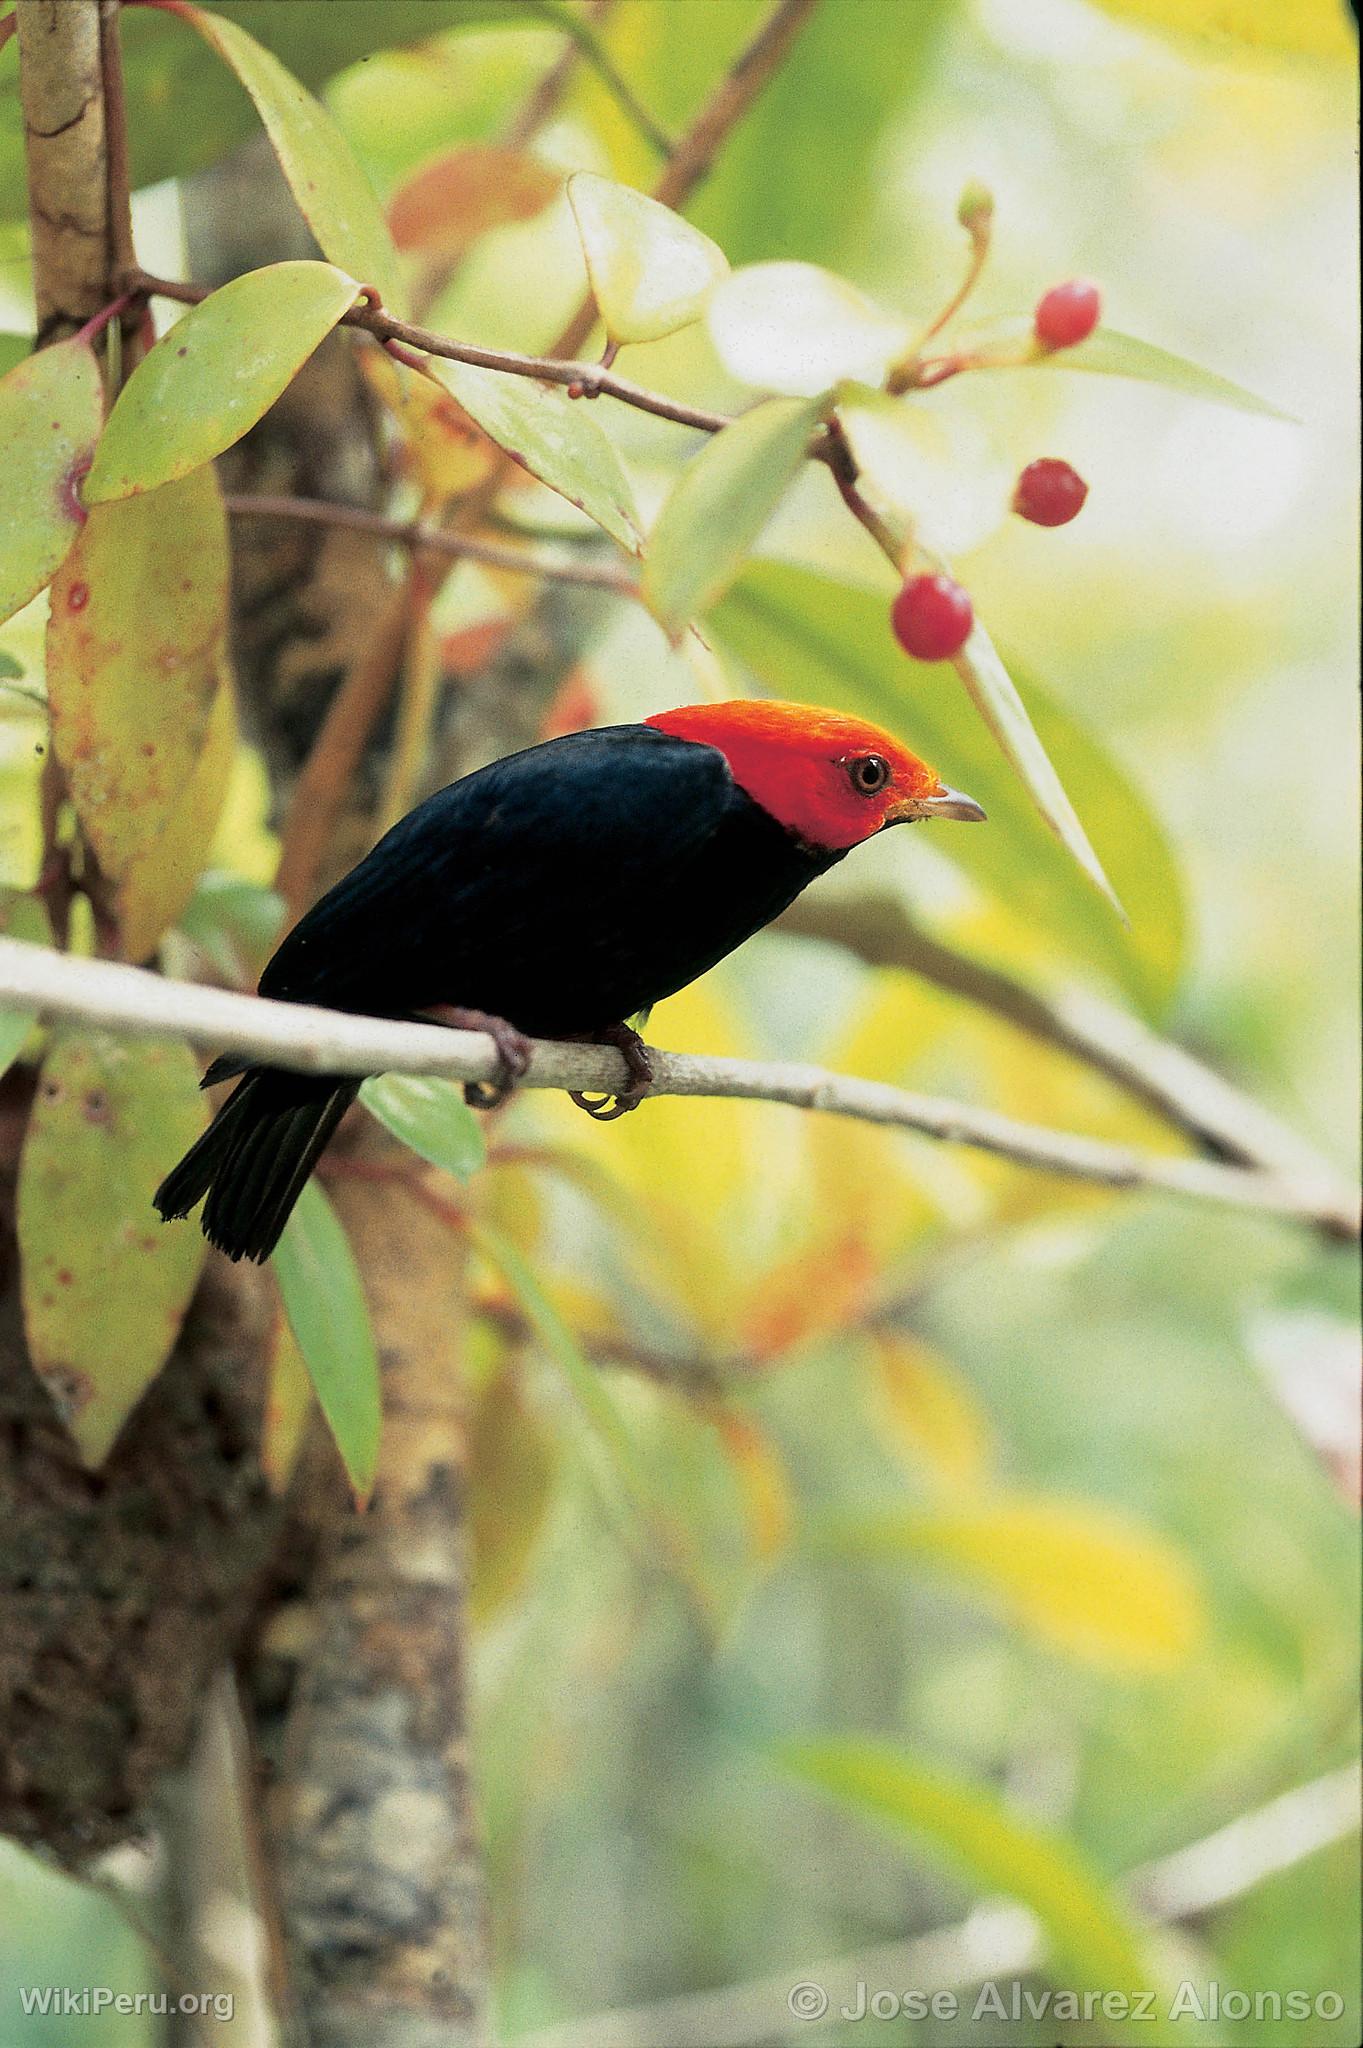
[47,468,230,951]
[359,346,497,502]
[389,143,561,259]
[17,1032,208,1465]
[0,336,104,628]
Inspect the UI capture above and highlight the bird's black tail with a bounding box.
[154,1066,361,1263]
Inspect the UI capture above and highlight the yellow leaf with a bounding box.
[116,670,237,961]
[713,1410,793,1562]
[469,1361,559,1625]
[17,1032,207,1464]
[1089,0,1355,62]
[568,172,728,346]
[260,1297,314,1493]
[870,1333,994,1490]
[359,347,498,502]
[47,468,229,933]
[825,1493,1205,1670]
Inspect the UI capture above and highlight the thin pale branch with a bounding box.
[0,937,1355,1237]
[776,892,1355,1193]
[508,1763,1361,2048]
[224,492,640,596]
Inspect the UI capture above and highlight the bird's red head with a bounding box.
[646,699,985,852]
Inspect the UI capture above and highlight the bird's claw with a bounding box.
[570,1023,653,1122]
[420,1005,532,1110]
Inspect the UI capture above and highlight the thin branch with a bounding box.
[0,937,1355,1237]
[128,269,734,434]
[224,492,640,596]
[653,0,821,215]
[552,0,824,358]
[271,573,411,923]
[776,892,1356,1194]
[507,1763,1361,2048]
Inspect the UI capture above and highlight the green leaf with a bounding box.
[17,1032,207,1464]
[0,337,104,629]
[952,603,1124,919]
[568,172,728,346]
[1061,327,1296,420]
[980,318,1293,421]
[272,1178,382,1500]
[84,261,359,503]
[47,469,233,958]
[177,5,406,317]
[361,1072,486,1180]
[712,563,1187,1015]
[812,1495,1204,1671]
[435,358,641,551]
[642,396,824,638]
[779,1738,1156,1995]
[0,334,32,379]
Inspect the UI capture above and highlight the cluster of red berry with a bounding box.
[891,280,1099,662]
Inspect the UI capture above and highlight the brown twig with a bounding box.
[271,573,411,922]
[553,0,824,358]
[223,492,640,596]
[376,559,441,836]
[128,268,734,434]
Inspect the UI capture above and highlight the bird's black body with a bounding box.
[156,726,843,1261]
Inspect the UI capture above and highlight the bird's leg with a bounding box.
[420,1005,533,1110]
[569,1021,654,1122]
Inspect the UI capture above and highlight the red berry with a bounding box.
[1034,279,1100,350]
[1013,457,1089,527]
[891,574,974,661]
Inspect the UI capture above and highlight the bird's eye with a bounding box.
[847,753,891,796]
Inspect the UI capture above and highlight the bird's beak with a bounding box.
[890,785,987,825]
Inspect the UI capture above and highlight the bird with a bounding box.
[155,700,985,1262]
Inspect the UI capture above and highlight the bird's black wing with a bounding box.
[258,724,750,1033]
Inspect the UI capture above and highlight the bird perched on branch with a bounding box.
[155,700,984,1261]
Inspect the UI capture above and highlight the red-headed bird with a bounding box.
[155,700,984,1261]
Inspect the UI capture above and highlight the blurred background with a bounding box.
[1,1,1357,2043]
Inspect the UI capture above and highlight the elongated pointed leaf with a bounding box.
[814,1495,1203,1670]
[978,317,1293,420]
[435,359,641,550]
[643,396,824,637]
[568,173,728,346]
[260,1299,315,1494]
[779,1738,1155,1994]
[0,337,104,627]
[177,5,406,317]
[273,1179,381,1501]
[1090,0,1354,62]
[47,469,231,956]
[84,262,359,503]
[361,1072,486,1180]
[713,564,1187,1014]
[17,1033,207,1464]
[952,600,1123,918]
